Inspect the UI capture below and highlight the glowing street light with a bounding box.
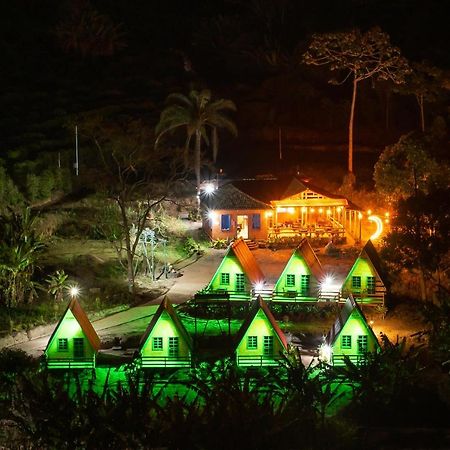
[203,183,216,195]
[69,285,80,299]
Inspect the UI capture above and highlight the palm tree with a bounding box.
[155,89,237,193]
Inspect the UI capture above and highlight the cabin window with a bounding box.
[252,213,261,229]
[220,273,230,285]
[247,336,258,349]
[300,275,310,295]
[152,337,163,351]
[352,276,361,290]
[367,276,376,294]
[286,274,295,288]
[263,336,274,356]
[235,273,245,292]
[58,338,68,352]
[341,335,352,349]
[73,338,85,358]
[357,335,368,354]
[221,214,231,231]
[169,337,179,357]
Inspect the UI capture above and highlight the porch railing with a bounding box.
[236,355,284,367]
[139,356,192,368]
[46,357,96,369]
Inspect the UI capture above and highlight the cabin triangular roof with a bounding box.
[360,240,388,286]
[205,183,271,210]
[297,238,324,281]
[326,295,378,346]
[46,298,101,353]
[229,238,265,284]
[235,295,287,350]
[139,297,193,350]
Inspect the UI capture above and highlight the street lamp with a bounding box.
[69,285,79,299]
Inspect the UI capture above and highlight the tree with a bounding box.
[396,61,443,132]
[374,132,449,202]
[83,119,182,293]
[155,89,237,193]
[0,209,44,308]
[304,27,410,179]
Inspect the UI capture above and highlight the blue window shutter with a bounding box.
[221,214,231,231]
[252,213,261,229]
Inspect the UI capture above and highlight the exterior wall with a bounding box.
[332,310,378,358]
[342,258,381,296]
[273,253,319,297]
[208,254,251,293]
[45,309,95,360]
[141,311,190,358]
[203,209,271,241]
[236,310,284,359]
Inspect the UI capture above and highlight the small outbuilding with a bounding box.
[44,298,100,369]
[341,240,388,304]
[203,238,265,299]
[273,238,325,301]
[137,297,193,368]
[321,295,380,366]
[235,296,287,367]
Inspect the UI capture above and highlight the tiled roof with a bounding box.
[235,295,287,349]
[298,238,325,281]
[204,183,271,210]
[230,238,265,284]
[47,298,101,352]
[139,297,193,350]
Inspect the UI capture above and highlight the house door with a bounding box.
[263,336,274,356]
[236,215,249,239]
[73,338,85,358]
[169,337,179,357]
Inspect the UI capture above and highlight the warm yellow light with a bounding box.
[310,208,315,213]
[207,211,217,221]
[385,218,390,224]
[69,286,79,298]
[301,206,307,213]
[277,207,286,213]
[287,207,295,214]
[385,211,390,217]
[358,212,363,220]
[265,211,273,217]
[326,209,331,215]
[367,209,372,215]
[337,207,342,213]
[368,215,383,240]
[319,208,323,214]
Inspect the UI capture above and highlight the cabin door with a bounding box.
[73,338,85,358]
[236,215,249,239]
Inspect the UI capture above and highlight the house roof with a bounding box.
[326,295,378,346]
[46,298,101,352]
[235,295,287,349]
[204,183,271,210]
[139,297,193,350]
[360,240,389,286]
[231,176,362,210]
[297,238,325,281]
[229,238,265,284]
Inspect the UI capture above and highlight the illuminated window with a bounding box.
[73,338,84,358]
[341,335,352,349]
[169,337,179,357]
[367,276,376,294]
[247,336,258,349]
[352,276,361,290]
[236,273,245,292]
[220,273,230,285]
[152,337,163,350]
[286,274,295,287]
[57,338,68,352]
[357,335,368,354]
[263,336,274,356]
[300,275,310,295]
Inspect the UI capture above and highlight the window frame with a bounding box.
[235,273,245,292]
[247,336,258,350]
[341,335,352,349]
[57,338,68,352]
[221,214,231,231]
[220,272,230,285]
[286,274,296,288]
[168,336,179,357]
[152,337,163,351]
[367,276,376,294]
[263,335,274,356]
[352,276,362,290]
[252,213,261,230]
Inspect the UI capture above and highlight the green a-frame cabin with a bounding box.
[44,298,101,369]
[321,295,380,366]
[235,296,287,367]
[202,238,265,300]
[137,297,193,368]
[273,238,324,301]
[341,240,388,304]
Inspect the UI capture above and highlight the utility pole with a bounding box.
[75,125,79,176]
